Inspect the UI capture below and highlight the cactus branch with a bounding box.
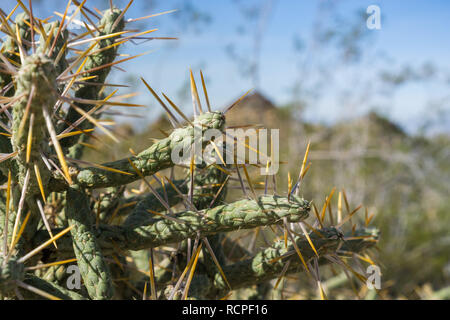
[65,187,114,299]
[194,228,379,298]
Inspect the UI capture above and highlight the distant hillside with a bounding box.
[225,91,281,128]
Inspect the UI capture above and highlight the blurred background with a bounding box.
[6,0,449,299]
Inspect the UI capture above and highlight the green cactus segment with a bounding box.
[10,54,57,195]
[65,187,114,300]
[97,186,124,221]
[0,196,15,254]
[37,21,68,75]
[208,228,379,296]
[0,12,31,97]
[32,195,310,255]
[12,54,57,152]
[192,163,229,209]
[23,274,87,300]
[114,195,310,251]
[190,161,230,276]
[42,264,69,285]
[0,256,25,297]
[66,112,225,189]
[0,13,31,159]
[60,8,125,149]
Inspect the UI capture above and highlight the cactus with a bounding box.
[0,1,380,300]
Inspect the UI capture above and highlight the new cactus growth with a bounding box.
[0,1,380,300]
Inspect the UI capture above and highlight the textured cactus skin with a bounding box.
[66,187,114,299]
[192,161,229,281]
[0,4,380,300]
[7,54,60,247]
[59,8,125,150]
[56,112,226,189]
[0,13,31,176]
[0,197,15,254]
[0,12,31,97]
[119,195,310,250]
[11,54,56,191]
[37,21,68,76]
[32,195,311,256]
[0,256,25,296]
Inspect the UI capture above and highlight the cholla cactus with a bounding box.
[0,1,379,300]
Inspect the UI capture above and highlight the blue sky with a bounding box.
[2,0,450,133]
